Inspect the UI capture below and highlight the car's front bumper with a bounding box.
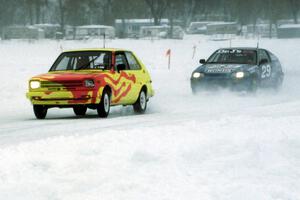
[26,90,100,105]
[191,76,253,92]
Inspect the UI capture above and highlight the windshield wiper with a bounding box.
[76,55,101,71]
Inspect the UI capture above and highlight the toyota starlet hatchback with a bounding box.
[26,49,154,119]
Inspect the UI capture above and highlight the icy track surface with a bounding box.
[0,36,300,200]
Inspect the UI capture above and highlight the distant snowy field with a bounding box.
[0,36,300,200]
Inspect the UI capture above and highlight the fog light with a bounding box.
[81,95,91,99]
[32,96,41,100]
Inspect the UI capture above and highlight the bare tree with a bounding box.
[100,0,114,25]
[1,0,298,38]
[289,0,299,24]
[181,0,198,27]
[58,0,65,34]
[263,0,283,38]
[144,0,170,25]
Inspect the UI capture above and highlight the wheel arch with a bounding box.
[96,85,112,104]
[133,85,148,104]
[141,85,148,94]
[103,85,112,96]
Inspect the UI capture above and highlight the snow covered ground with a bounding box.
[0,36,300,200]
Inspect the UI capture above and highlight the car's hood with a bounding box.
[195,64,256,74]
[32,71,101,81]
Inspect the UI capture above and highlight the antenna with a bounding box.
[103,33,106,48]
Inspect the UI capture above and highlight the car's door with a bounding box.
[258,49,273,86]
[124,51,146,103]
[113,51,136,104]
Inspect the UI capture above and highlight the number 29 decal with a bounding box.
[261,64,272,79]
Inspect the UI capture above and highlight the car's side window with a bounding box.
[56,56,71,71]
[269,52,279,63]
[259,50,270,63]
[92,53,112,70]
[125,52,141,70]
[115,52,130,70]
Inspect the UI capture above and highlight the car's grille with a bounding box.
[204,73,230,79]
[41,81,83,89]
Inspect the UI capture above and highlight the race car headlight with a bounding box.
[30,81,41,89]
[84,79,95,88]
[235,72,245,79]
[193,72,203,79]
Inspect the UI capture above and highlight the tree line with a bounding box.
[0,0,299,32]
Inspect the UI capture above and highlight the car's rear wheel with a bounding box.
[73,105,87,116]
[97,89,110,118]
[133,90,147,114]
[273,75,283,91]
[33,105,48,119]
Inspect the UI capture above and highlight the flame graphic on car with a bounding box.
[36,71,136,104]
[101,71,136,103]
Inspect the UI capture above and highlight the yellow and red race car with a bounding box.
[26,49,154,119]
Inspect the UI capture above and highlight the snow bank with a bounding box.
[1,113,300,200]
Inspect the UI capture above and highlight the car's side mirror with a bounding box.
[259,59,268,65]
[116,64,126,72]
[200,59,206,64]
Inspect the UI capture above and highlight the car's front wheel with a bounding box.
[97,89,110,118]
[247,78,258,93]
[33,105,48,119]
[73,105,87,116]
[133,90,147,114]
[191,85,199,95]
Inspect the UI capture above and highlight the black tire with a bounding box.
[97,89,110,118]
[73,105,87,116]
[33,105,48,119]
[191,86,199,95]
[248,78,258,93]
[273,75,283,91]
[133,89,147,114]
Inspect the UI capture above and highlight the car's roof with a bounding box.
[218,47,267,51]
[63,48,129,53]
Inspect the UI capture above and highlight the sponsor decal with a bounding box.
[217,49,242,54]
[206,65,234,73]
[261,64,272,79]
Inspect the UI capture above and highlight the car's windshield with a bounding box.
[207,49,257,65]
[50,51,112,71]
